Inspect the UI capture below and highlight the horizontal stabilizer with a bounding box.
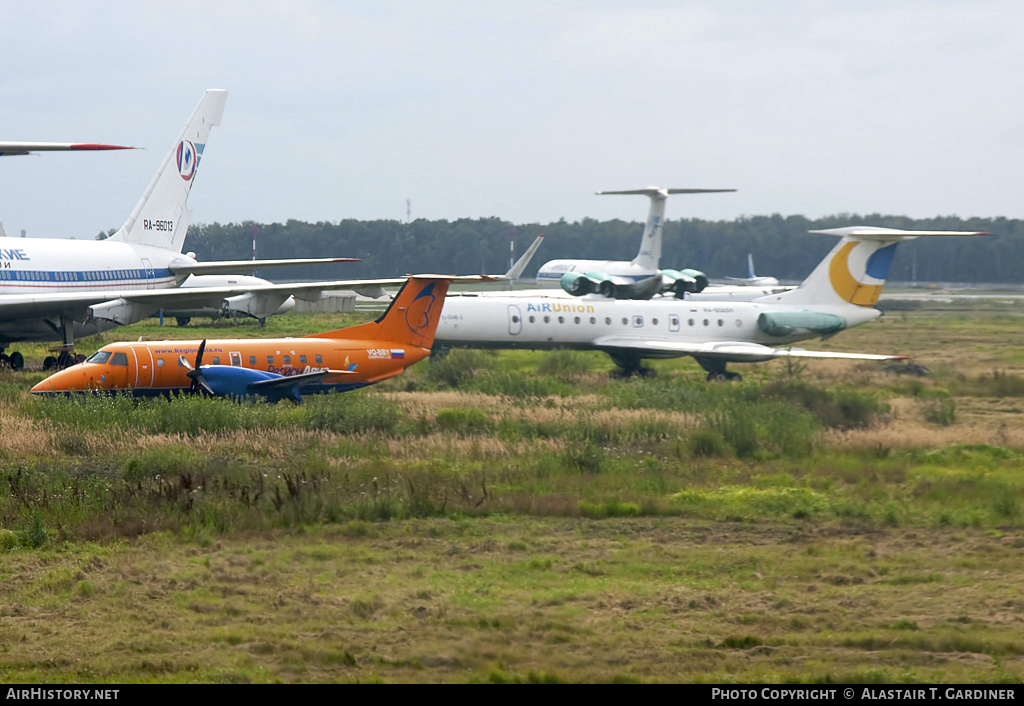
[597,187,736,197]
[809,227,989,240]
[0,142,137,156]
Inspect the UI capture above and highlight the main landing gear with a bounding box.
[43,346,85,371]
[0,351,25,371]
[695,357,742,382]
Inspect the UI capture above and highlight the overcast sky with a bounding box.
[1,0,1021,240]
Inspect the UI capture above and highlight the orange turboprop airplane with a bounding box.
[31,276,456,402]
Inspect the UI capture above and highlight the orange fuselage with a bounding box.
[31,337,428,396]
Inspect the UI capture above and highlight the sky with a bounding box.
[1,0,1021,240]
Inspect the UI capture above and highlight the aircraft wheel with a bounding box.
[43,356,57,371]
[9,352,24,371]
[0,354,8,368]
[639,366,656,379]
[728,372,743,382]
[176,317,191,327]
[707,371,729,382]
[75,354,86,365]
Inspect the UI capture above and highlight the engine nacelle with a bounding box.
[662,268,709,296]
[559,271,615,297]
[221,292,292,320]
[88,298,153,325]
[757,310,846,337]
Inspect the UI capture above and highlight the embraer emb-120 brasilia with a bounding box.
[0,89,359,370]
[533,187,735,299]
[31,275,470,402]
[435,227,987,380]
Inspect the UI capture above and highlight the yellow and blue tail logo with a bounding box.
[828,240,898,307]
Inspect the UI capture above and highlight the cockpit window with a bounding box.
[86,351,112,364]
[110,352,129,367]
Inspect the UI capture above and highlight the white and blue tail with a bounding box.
[596,187,736,271]
[765,227,988,308]
[109,89,227,253]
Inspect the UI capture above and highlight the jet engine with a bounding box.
[559,271,615,297]
[757,310,846,337]
[661,268,709,296]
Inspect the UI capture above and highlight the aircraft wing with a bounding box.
[0,142,137,156]
[0,275,497,322]
[170,258,359,276]
[593,336,906,362]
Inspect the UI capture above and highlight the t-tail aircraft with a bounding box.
[436,227,986,380]
[0,89,357,370]
[533,187,735,299]
[31,275,467,402]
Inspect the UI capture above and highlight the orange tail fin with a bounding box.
[311,276,451,348]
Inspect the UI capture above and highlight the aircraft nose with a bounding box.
[30,366,95,394]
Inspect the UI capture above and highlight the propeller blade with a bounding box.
[187,340,210,395]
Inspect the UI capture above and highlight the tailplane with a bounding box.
[311,276,452,349]
[109,89,227,252]
[597,187,736,271]
[765,227,988,308]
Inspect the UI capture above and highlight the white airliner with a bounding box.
[723,253,780,287]
[0,89,362,369]
[533,187,735,299]
[436,227,987,380]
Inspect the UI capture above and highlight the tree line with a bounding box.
[184,214,1024,284]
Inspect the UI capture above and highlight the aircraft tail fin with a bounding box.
[109,89,227,252]
[747,253,757,279]
[596,187,736,271]
[764,227,989,308]
[312,276,452,349]
[502,234,544,281]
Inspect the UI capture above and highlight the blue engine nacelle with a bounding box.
[662,268,709,296]
[200,365,305,403]
[559,271,615,297]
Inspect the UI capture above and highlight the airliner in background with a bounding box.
[724,253,780,287]
[436,227,987,380]
[0,89,361,370]
[533,187,735,299]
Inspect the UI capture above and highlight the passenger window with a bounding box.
[315,355,323,364]
[558,316,564,324]
[688,319,694,326]
[633,316,644,328]
[703,319,709,326]
[605,317,611,325]
[156,358,165,367]
[283,355,291,365]
[621,318,628,325]
[110,352,128,367]
[590,317,596,324]
[266,355,274,365]
[511,315,519,323]
[652,318,659,326]
[249,355,257,365]
[543,315,550,323]
[300,355,307,365]
[574,316,580,324]
[718,319,724,327]
[529,316,535,323]
[211,357,221,365]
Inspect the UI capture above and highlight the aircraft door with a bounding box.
[141,258,156,289]
[229,351,242,367]
[130,346,155,388]
[507,305,522,336]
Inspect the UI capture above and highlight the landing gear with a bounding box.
[43,346,84,370]
[608,352,655,378]
[0,350,25,370]
[176,316,191,327]
[695,357,743,383]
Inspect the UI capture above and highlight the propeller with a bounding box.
[178,340,214,395]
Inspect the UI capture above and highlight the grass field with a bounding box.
[1,300,1023,683]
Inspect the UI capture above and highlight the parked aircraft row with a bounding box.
[17,89,988,398]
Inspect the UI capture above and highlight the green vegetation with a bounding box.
[1,301,1022,682]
